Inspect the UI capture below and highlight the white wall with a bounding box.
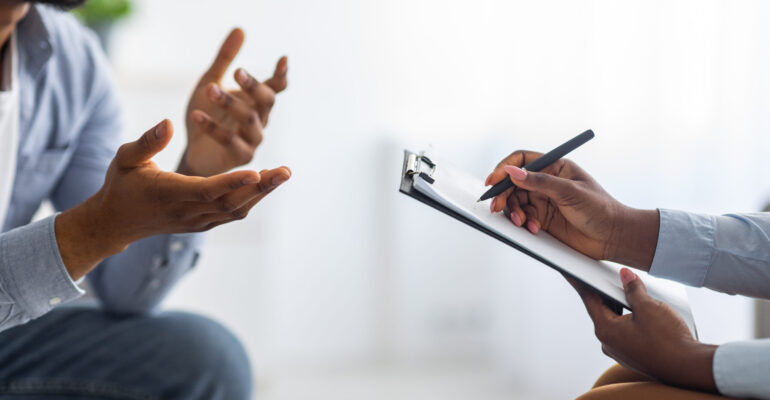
[103,0,770,398]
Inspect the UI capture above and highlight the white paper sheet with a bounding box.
[412,155,697,337]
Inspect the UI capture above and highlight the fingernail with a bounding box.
[489,198,496,212]
[155,121,166,139]
[504,165,527,181]
[620,268,636,287]
[209,85,223,99]
[242,176,260,185]
[192,113,205,124]
[272,174,288,185]
[512,213,522,227]
[236,69,248,84]
[526,220,539,234]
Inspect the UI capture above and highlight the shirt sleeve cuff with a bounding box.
[714,340,770,398]
[0,214,84,320]
[648,209,716,287]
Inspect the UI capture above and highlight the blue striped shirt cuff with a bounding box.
[648,209,717,287]
[0,214,84,321]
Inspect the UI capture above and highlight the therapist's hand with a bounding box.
[486,150,658,269]
[180,28,289,177]
[569,268,718,393]
[56,119,291,281]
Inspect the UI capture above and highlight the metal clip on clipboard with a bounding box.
[405,153,437,184]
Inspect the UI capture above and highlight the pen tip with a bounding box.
[476,199,482,203]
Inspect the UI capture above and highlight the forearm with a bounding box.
[663,342,718,393]
[607,207,660,271]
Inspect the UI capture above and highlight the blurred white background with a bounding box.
[96,0,770,398]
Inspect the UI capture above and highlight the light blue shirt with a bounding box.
[651,209,770,399]
[0,6,202,330]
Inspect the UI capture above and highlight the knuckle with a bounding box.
[264,92,276,107]
[247,111,259,126]
[221,93,234,108]
[204,120,217,133]
[594,324,613,343]
[239,151,254,164]
[231,208,248,220]
[197,188,216,202]
[218,198,238,212]
[116,143,131,159]
[532,172,547,185]
[246,76,259,92]
[138,132,152,151]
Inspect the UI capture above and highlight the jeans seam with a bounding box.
[0,380,159,400]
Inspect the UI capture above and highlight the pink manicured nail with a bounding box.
[511,213,522,226]
[620,268,636,287]
[504,165,527,181]
[526,220,539,234]
[489,198,497,212]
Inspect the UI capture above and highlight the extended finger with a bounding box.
[206,84,264,145]
[190,110,257,156]
[116,120,173,168]
[153,169,260,204]
[202,28,245,83]
[234,68,276,126]
[485,150,542,187]
[209,167,291,213]
[263,56,288,93]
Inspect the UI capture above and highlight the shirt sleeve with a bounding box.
[713,339,770,399]
[49,27,203,315]
[0,215,84,331]
[649,209,770,298]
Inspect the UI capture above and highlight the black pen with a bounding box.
[477,129,595,202]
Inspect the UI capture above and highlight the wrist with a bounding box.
[607,207,660,270]
[666,341,718,393]
[55,193,130,280]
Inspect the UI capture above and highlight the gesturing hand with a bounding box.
[56,120,291,280]
[569,269,718,393]
[486,150,659,269]
[181,28,289,177]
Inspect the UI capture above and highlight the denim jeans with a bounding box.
[0,306,252,399]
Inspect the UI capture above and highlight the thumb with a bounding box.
[116,119,173,168]
[503,165,576,203]
[619,268,649,308]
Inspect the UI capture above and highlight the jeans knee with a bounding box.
[152,312,252,400]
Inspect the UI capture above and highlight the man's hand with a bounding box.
[486,150,659,269]
[569,269,718,393]
[56,119,291,280]
[180,28,289,177]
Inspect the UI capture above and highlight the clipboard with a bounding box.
[398,149,698,337]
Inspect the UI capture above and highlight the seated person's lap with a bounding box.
[0,307,251,400]
[578,365,735,400]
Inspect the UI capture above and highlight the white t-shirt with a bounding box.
[0,33,19,228]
